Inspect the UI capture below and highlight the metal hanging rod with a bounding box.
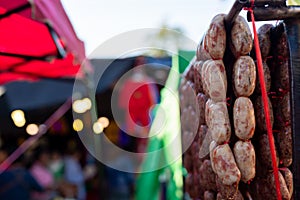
[225,0,249,30]
[248,6,300,21]
[225,0,299,23]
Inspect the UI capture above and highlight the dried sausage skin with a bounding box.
[233,141,256,183]
[211,144,241,185]
[233,56,256,97]
[204,14,226,59]
[231,15,253,57]
[233,97,255,140]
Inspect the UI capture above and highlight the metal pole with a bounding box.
[225,0,249,30]
[252,0,286,6]
[247,6,300,21]
[0,98,72,174]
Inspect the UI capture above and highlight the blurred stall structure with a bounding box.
[0,53,172,199]
[0,1,175,199]
[0,0,87,172]
[0,56,171,135]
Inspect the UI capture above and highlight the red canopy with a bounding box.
[0,0,85,63]
[0,53,80,84]
[0,0,85,84]
[0,7,58,59]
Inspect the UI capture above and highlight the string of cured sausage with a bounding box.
[248,1,282,199]
[180,2,294,199]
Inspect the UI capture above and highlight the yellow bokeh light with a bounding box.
[14,120,26,128]
[72,100,86,113]
[72,98,92,114]
[11,110,26,127]
[82,98,92,111]
[73,119,84,132]
[98,117,109,128]
[93,122,103,134]
[11,109,24,121]
[26,124,39,136]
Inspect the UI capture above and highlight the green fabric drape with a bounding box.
[135,51,195,200]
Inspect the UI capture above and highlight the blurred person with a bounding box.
[30,146,55,200]
[48,150,79,199]
[104,166,135,200]
[64,145,86,200]
[49,150,64,182]
[0,147,44,200]
[103,144,135,200]
[83,153,98,200]
[118,57,159,160]
[118,56,159,138]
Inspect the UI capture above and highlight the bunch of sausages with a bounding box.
[180,14,293,200]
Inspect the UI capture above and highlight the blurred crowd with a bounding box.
[0,57,160,200]
[0,139,98,200]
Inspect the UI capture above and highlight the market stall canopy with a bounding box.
[0,7,58,61]
[0,0,85,63]
[0,0,84,84]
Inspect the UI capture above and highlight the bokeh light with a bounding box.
[93,122,103,134]
[72,98,92,114]
[11,110,26,127]
[73,119,84,132]
[82,98,92,111]
[26,124,39,135]
[98,117,110,128]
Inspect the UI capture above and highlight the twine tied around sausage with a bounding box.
[245,0,282,199]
